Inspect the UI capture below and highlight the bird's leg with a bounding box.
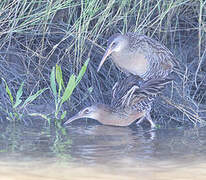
[121,85,139,106]
[145,112,156,129]
[136,115,145,126]
[136,112,156,129]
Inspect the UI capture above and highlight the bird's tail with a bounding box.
[136,78,172,97]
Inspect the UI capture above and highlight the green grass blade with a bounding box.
[2,78,14,105]
[56,64,63,98]
[13,82,24,108]
[56,64,64,88]
[61,111,67,120]
[61,74,76,104]
[50,67,57,101]
[60,59,89,106]
[28,113,50,122]
[76,58,90,85]
[22,88,48,107]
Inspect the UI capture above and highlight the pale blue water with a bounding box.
[0,122,206,179]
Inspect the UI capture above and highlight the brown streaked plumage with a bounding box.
[64,76,171,128]
[97,33,178,81]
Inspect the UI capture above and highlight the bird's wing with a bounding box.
[126,33,179,69]
[111,76,172,112]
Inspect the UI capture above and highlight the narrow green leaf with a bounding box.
[13,100,22,109]
[61,74,76,104]
[56,64,63,98]
[22,88,48,107]
[76,58,90,85]
[2,78,13,105]
[56,64,64,88]
[8,112,14,120]
[58,79,63,98]
[61,111,67,120]
[50,67,57,99]
[14,82,24,108]
[29,113,50,121]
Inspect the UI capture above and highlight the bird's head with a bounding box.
[97,33,128,72]
[64,104,108,125]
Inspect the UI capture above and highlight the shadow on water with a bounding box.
[1,120,206,179]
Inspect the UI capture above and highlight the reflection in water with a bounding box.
[66,125,156,164]
[0,122,206,179]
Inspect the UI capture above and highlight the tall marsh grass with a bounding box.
[0,0,205,126]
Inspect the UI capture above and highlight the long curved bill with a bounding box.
[97,47,112,72]
[64,112,83,125]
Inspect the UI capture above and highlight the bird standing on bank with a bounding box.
[97,33,177,81]
[64,76,171,128]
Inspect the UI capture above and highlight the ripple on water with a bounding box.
[0,123,206,179]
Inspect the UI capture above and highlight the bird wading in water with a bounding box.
[64,76,171,128]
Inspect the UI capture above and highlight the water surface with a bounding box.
[0,122,206,179]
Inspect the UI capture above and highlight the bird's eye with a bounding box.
[84,108,90,114]
[112,41,117,48]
